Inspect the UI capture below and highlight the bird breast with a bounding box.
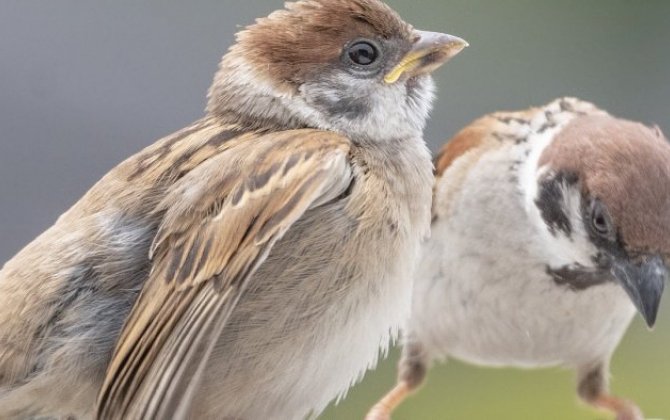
[410,143,636,369]
[192,143,433,419]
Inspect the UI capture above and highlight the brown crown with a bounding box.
[540,114,670,256]
[234,0,413,88]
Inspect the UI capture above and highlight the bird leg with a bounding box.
[577,363,644,420]
[366,341,428,420]
[365,381,412,420]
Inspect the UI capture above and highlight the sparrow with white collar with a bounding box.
[0,1,468,418]
[367,98,668,420]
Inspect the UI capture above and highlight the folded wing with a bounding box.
[97,130,353,419]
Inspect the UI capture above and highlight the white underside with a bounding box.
[411,133,636,371]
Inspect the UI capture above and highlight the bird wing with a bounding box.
[96,129,353,420]
[431,115,503,221]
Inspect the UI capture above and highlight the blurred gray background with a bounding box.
[1,1,669,419]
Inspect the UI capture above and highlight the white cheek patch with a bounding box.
[301,71,436,142]
[519,102,600,269]
[521,104,579,213]
[361,77,435,139]
[212,53,438,144]
[545,177,598,268]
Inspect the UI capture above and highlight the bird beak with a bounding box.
[611,255,667,328]
[384,31,468,84]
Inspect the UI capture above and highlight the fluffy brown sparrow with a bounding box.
[367,98,668,420]
[0,1,467,418]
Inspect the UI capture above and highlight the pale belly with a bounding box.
[192,204,416,419]
[412,249,637,370]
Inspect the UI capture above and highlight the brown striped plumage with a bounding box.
[98,128,353,419]
[0,0,466,418]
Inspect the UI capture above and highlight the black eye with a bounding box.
[347,40,380,66]
[590,200,613,238]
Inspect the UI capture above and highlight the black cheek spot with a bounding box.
[312,91,371,121]
[535,172,577,237]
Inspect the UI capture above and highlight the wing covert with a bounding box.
[97,130,352,419]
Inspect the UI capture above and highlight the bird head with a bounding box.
[533,105,670,328]
[207,0,467,141]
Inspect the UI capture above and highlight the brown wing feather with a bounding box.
[433,111,536,178]
[431,116,503,220]
[97,130,352,419]
[434,120,493,177]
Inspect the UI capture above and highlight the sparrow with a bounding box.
[0,1,468,419]
[367,98,668,420]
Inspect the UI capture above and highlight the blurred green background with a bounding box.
[1,1,668,419]
[322,316,670,419]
